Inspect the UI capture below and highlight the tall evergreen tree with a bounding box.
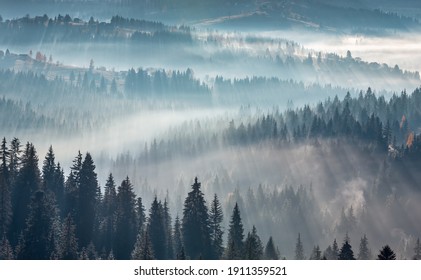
[310,245,322,260]
[358,234,372,260]
[131,226,154,260]
[0,138,11,236]
[59,214,79,260]
[148,197,166,259]
[99,173,117,255]
[295,233,305,260]
[11,143,41,245]
[182,177,212,259]
[64,151,82,218]
[173,215,183,259]
[136,197,146,233]
[209,193,224,259]
[0,235,14,260]
[414,238,421,260]
[42,146,64,211]
[244,225,263,260]
[8,137,21,187]
[225,202,244,259]
[114,177,137,260]
[264,236,279,260]
[18,190,59,259]
[76,152,99,248]
[377,245,396,260]
[338,235,355,260]
[163,199,174,259]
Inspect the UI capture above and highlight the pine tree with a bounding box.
[209,193,224,259]
[163,199,174,259]
[8,137,21,187]
[182,177,212,259]
[11,143,41,245]
[358,234,372,260]
[136,197,146,233]
[131,227,154,260]
[42,146,64,211]
[295,233,305,260]
[148,197,166,259]
[338,235,355,260]
[100,173,117,255]
[414,238,421,260]
[310,245,322,260]
[225,203,244,259]
[0,235,14,260]
[332,239,339,259]
[59,214,79,260]
[173,215,183,258]
[377,245,396,260]
[114,177,137,260]
[76,152,99,248]
[0,138,11,236]
[264,236,279,260]
[18,190,59,259]
[64,151,82,218]
[244,225,263,260]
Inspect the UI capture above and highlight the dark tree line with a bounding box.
[1,138,420,260]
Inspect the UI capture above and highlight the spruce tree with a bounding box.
[295,233,305,260]
[358,234,372,260]
[64,151,82,218]
[182,177,212,259]
[0,235,14,260]
[377,245,396,260]
[11,143,41,245]
[131,227,154,260]
[148,197,166,259]
[59,214,79,260]
[264,236,279,260]
[163,199,174,259]
[414,238,421,260]
[0,138,11,236]
[136,197,146,233]
[42,146,64,211]
[100,173,117,255]
[76,152,99,248]
[19,190,59,259]
[173,215,183,258]
[209,193,224,259]
[338,235,355,260]
[244,225,263,260]
[310,245,322,260]
[114,177,137,259]
[225,203,244,259]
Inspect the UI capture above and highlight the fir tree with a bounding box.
[182,177,212,259]
[310,245,322,260]
[225,202,244,259]
[163,199,174,259]
[100,173,117,255]
[209,193,224,259]
[244,225,263,260]
[0,235,14,260]
[136,197,146,233]
[0,138,11,236]
[295,233,305,260]
[42,146,64,211]
[131,227,154,260]
[264,236,279,260]
[338,235,355,260]
[148,197,166,259]
[11,143,41,245]
[114,177,137,259]
[377,245,396,260]
[414,238,421,260]
[173,215,183,258]
[76,152,99,248]
[19,190,59,259]
[59,214,79,260]
[358,234,372,260]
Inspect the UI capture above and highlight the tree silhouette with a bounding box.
[225,203,244,259]
[377,245,396,260]
[264,236,279,260]
[295,233,305,260]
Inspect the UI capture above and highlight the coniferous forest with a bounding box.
[1,1,421,260]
